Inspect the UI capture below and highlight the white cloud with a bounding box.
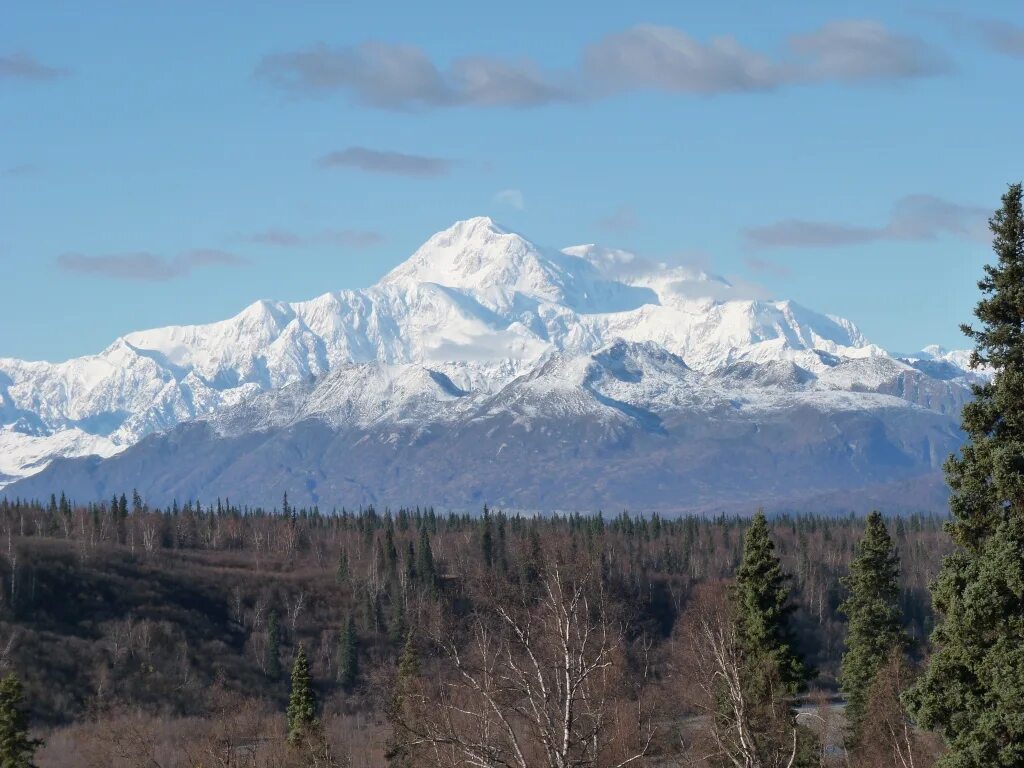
[493,189,525,210]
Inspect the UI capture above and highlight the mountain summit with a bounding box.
[0,218,977,509]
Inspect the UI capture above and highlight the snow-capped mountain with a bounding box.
[0,217,982,510]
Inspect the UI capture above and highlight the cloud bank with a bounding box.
[57,250,246,281]
[244,229,384,248]
[596,205,640,233]
[969,19,1024,58]
[744,195,988,248]
[256,20,949,110]
[317,146,452,177]
[0,52,68,81]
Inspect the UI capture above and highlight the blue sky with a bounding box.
[2,1,1021,362]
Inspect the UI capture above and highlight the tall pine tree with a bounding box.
[416,528,435,588]
[735,510,807,696]
[907,183,1024,767]
[839,511,906,735]
[267,610,282,680]
[337,614,359,691]
[717,511,816,767]
[286,645,318,746]
[0,673,41,768]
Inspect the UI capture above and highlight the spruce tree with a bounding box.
[267,610,283,680]
[839,511,906,734]
[735,510,807,696]
[416,528,435,587]
[286,645,318,745]
[337,614,359,691]
[335,548,349,585]
[907,183,1024,767]
[715,511,816,767]
[388,593,406,645]
[385,631,420,767]
[396,630,419,695]
[0,673,41,768]
[480,506,494,569]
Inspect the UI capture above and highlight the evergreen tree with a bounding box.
[396,630,419,696]
[907,183,1024,767]
[335,548,349,585]
[724,511,816,767]
[385,631,420,768]
[0,673,41,768]
[388,593,406,645]
[480,506,494,569]
[267,610,283,680]
[384,525,398,577]
[415,528,435,587]
[839,511,907,734]
[286,645,318,746]
[735,510,807,696]
[337,614,359,691]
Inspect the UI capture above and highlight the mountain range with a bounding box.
[0,217,980,513]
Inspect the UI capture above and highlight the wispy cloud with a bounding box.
[57,250,246,281]
[744,194,988,248]
[243,228,384,248]
[0,52,69,81]
[1,163,36,178]
[256,42,566,109]
[583,26,781,94]
[787,21,950,82]
[596,204,639,233]
[316,146,452,177]
[586,21,948,95]
[744,256,792,277]
[493,189,525,210]
[256,20,948,109]
[966,18,1024,58]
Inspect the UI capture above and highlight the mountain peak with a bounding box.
[379,217,554,302]
[442,215,507,238]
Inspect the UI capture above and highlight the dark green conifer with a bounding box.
[335,548,349,585]
[728,511,815,766]
[480,505,494,569]
[384,631,420,768]
[396,630,419,692]
[416,528,435,587]
[337,614,359,691]
[907,183,1024,767]
[735,510,807,696]
[839,511,907,734]
[384,525,398,577]
[388,593,406,645]
[286,645,318,745]
[0,673,41,768]
[267,610,282,679]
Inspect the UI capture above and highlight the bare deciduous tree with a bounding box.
[393,559,654,768]
[851,652,940,768]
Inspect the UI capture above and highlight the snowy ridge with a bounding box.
[0,216,979,488]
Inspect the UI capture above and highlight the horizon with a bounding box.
[5,2,1023,362]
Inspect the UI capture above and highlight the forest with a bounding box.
[0,496,945,767]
